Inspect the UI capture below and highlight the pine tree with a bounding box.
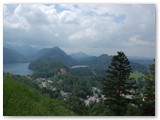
[102,52,136,115]
[140,63,155,115]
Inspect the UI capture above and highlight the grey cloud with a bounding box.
[3,4,156,57]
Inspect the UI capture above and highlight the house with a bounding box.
[84,87,101,106]
[60,90,69,98]
[47,80,53,84]
[36,78,46,83]
[60,68,67,75]
[92,87,101,95]
[84,96,100,106]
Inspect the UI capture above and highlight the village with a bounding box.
[26,68,103,106]
[27,67,145,106]
[35,76,103,105]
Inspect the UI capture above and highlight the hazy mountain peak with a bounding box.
[70,51,89,59]
[52,46,61,50]
[48,46,66,55]
[3,47,28,64]
[98,54,109,58]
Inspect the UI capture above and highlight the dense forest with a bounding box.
[3,47,155,116]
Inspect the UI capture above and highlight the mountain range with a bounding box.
[3,47,28,64]
[4,44,38,56]
[70,52,90,59]
[4,46,149,72]
[28,46,148,72]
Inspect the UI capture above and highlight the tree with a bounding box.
[64,95,88,115]
[140,63,155,115]
[102,52,136,115]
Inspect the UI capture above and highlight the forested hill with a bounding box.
[30,47,75,67]
[29,46,147,73]
[40,47,75,65]
[29,48,52,60]
[3,47,28,64]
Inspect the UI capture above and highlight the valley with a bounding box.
[3,46,155,116]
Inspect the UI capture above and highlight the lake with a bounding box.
[71,65,89,69]
[3,63,33,76]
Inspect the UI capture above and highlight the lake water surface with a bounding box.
[3,63,33,76]
[71,65,89,69]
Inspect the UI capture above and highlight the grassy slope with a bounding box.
[130,72,144,79]
[3,74,74,116]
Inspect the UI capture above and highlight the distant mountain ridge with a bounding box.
[128,56,153,60]
[3,47,28,64]
[4,44,38,56]
[29,47,76,71]
[29,48,52,60]
[29,46,148,72]
[70,52,90,59]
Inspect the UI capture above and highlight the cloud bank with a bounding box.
[3,4,156,57]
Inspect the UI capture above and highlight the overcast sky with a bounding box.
[3,4,156,57]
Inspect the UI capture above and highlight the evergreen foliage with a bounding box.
[102,52,137,115]
[140,63,155,115]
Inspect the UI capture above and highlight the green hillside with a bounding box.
[3,47,28,64]
[3,74,74,116]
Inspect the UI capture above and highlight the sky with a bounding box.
[3,4,156,57]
